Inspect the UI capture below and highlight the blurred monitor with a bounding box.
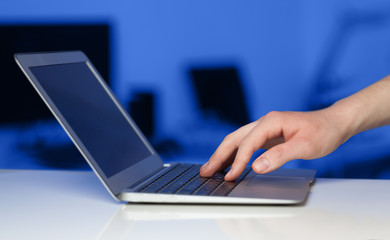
[0,24,110,124]
[189,66,250,126]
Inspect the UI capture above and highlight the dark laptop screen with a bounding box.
[30,62,152,178]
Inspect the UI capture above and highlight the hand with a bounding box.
[200,110,349,181]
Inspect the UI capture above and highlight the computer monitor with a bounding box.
[189,66,250,126]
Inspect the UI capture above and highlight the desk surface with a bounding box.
[0,170,389,240]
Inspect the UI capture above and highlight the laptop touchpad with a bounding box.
[247,175,307,189]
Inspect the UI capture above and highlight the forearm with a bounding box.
[325,75,390,141]
[201,75,390,179]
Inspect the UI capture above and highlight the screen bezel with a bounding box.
[15,51,164,199]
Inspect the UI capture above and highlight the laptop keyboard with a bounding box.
[136,163,251,196]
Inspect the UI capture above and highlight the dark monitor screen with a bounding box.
[0,24,110,123]
[29,62,151,178]
[190,66,250,126]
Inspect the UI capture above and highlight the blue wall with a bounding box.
[1,0,390,178]
[0,0,305,130]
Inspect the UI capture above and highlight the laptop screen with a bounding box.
[29,62,152,178]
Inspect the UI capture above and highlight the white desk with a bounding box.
[0,170,389,240]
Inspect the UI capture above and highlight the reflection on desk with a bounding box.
[97,200,390,240]
[0,170,389,240]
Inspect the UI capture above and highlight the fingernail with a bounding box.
[200,162,209,171]
[254,157,270,173]
[225,170,233,179]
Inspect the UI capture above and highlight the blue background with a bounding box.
[1,0,390,178]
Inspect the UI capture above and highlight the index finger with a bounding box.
[199,121,259,177]
[224,115,283,181]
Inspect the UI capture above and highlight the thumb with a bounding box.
[252,141,301,174]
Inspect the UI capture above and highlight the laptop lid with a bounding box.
[15,51,163,200]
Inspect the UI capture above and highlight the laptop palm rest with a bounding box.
[229,169,315,202]
[247,175,307,189]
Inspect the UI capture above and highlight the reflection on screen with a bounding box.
[30,62,152,178]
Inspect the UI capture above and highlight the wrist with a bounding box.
[321,98,363,144]
[328,75,390,139]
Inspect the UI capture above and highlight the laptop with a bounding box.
[15,51,315,204]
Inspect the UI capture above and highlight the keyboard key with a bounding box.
[212,168,251,196]
[176,175,208,195]
[139,164,192,193]
[193,177,224,196]
[212,181,238,196]
[158,166,199,194]
[137,164,252,197]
